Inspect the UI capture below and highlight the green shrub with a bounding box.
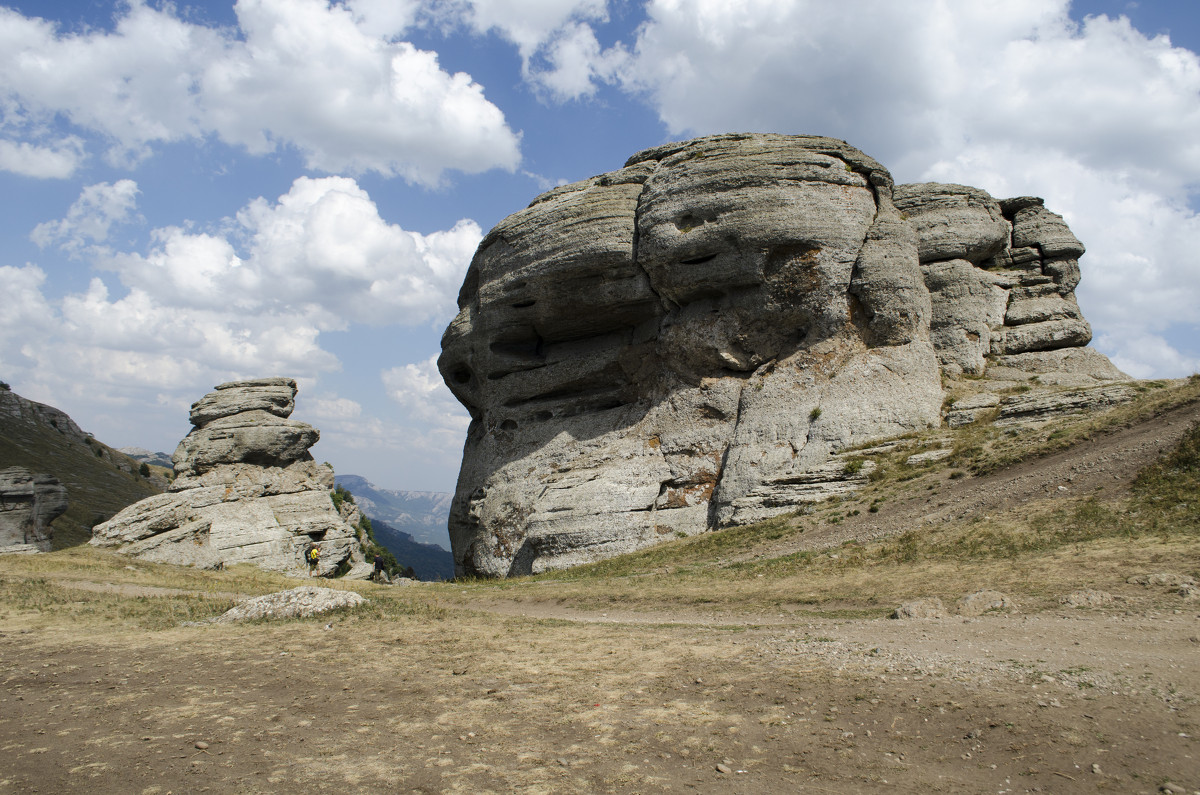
[809,407,822,422]
[331,484,355,511]
[138,463,150,477]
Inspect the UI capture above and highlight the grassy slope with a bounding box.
[0,394,164,548]
[0,377,1197,622]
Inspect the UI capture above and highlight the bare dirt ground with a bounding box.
[1,399,1198,794]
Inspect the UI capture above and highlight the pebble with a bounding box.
[194,741,209,750]
[715,763,731,774]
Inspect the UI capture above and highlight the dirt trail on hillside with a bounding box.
[731,397,1200,562]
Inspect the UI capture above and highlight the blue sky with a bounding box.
[2,0,1198,494]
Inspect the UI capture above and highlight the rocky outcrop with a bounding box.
[0,467,68,553]
[894,186,1098,377]
[440,133,1127,577]
[92,379,367,575]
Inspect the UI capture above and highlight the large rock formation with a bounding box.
[92,379,367,575]
[0,467,68,553]
[439,133,1127,577]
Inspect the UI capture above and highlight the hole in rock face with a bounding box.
[534,411,553,422]
[500,419,518,431]
[452,367,472,385]
[680,253,717,266]
[511,299,536,308]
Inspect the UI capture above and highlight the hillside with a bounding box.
[0,375,1197,792]
[334,474,451,550]
[0,385,167,547]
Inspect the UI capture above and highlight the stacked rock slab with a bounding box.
[894,185,1126,387]
[0,467,68,553]
[440,134,1129,578]
[92,378,366,575]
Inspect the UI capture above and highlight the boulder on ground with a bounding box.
[1060,589,1114,608]
[210,586,365,623]
[892,597,947,620]
[956,589,1016,616]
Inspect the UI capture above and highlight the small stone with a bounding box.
[715,764,732,774]
[1091,763,1102,775]
[892,598,946,620]
[956,589,1016,616]
[194,741,209,750]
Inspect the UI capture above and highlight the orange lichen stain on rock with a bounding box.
[661,469,718,508]
[647,435,662,449]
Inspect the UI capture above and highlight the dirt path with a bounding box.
[1,594,1198,794]
[735,398,1200,561]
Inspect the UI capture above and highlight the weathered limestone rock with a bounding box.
[210,586,364,623]
[892,598,947,620]
[188,378,297,426]
[993,383,1139,426]
[0,467,68,553]
[93,380,366,575]
[441,134,1126,577]
[172,411,320,476]
[956,589,1016,616]
[894,183,1009,265]
[1061,589,1115,608]
[945,393,1001,428]
[442,134,944,577]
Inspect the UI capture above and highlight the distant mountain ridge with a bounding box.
[334,474,452,551]
[118,447,174,469]
[366,518,455,581]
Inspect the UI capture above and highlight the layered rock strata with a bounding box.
[92,379,366,575]
[440,133,1127,577]
[0,467,68,553]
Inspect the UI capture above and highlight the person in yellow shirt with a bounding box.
[306,544,320,576]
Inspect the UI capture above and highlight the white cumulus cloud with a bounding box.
[0,0,521,182]
[0,137,85,178]
[31,180,141,253]
[6,176,481,405]
[435,0,620,98]
[382,354,471,433]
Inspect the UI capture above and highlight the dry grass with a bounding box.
[3,377,1198,627]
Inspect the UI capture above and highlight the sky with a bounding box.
[1,0,1198,495]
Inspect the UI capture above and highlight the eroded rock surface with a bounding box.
[92,379,366,575]
[0,467,68,553]
[210,586,364,624]
[440,133,1126,577]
